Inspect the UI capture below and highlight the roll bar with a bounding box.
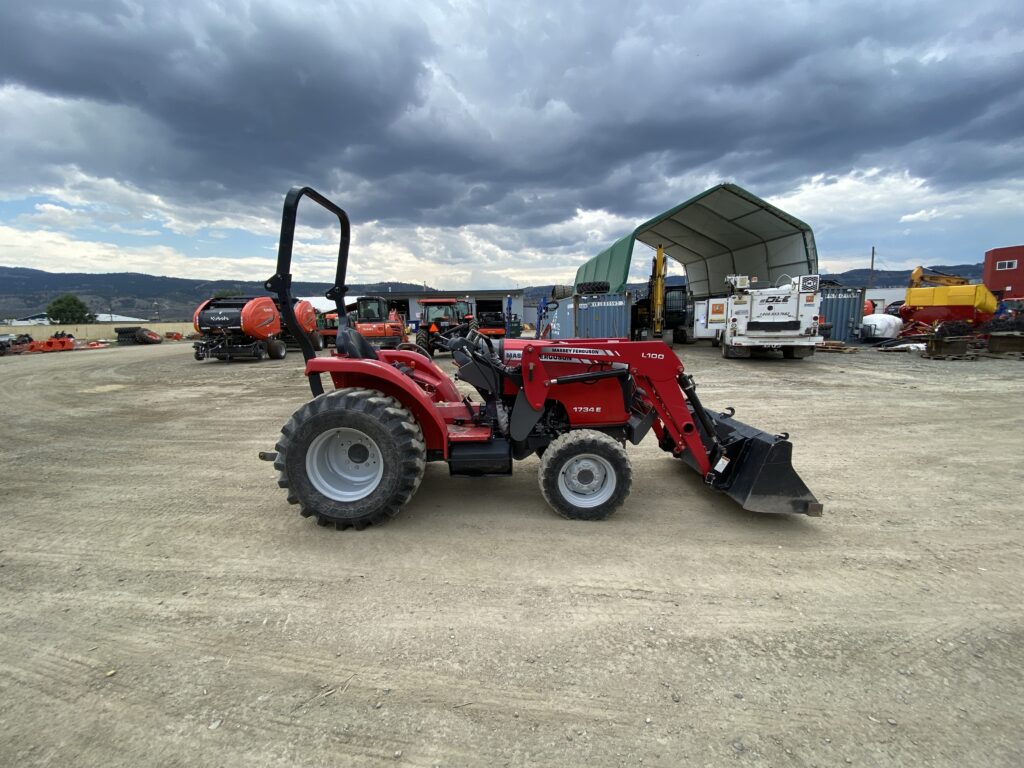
[264,186,351,397]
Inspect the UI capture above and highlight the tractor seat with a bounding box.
[340,327,379,360]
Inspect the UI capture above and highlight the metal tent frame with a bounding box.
[575,183,818,298]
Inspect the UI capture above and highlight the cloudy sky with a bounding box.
[1,0,1022,287]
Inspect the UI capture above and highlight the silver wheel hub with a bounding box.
[558,453,616,508]
[306,427,384,502]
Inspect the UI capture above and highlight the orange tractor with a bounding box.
[414,298,474,356]
[319,296,407,349]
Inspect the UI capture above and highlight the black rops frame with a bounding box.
[264,186,350,398]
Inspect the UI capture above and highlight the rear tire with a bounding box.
[783,346,814,359]
[539,430,631,521]
[415,329,434,357]
[274,389,426,530]
[722,343,747,359]
[135,328,162,345]
[267,339,287,359]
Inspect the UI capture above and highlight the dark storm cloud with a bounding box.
[1,0,1022,232]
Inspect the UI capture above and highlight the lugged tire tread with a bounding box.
[273,388,426,530]
[538,430,632,521]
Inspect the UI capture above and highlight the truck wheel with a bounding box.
[783,346,814,359]
[274,389,426,530]
[267,339,287,359]
[415,329,434,357]
[310,331,324,351]
[722,343,750,359]
[577,281,610,294]
[711,331,721,348]
[539,430,631,521]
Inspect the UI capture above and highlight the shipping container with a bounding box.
[541,292,632,339]
[575,293,632,339]
[819,287,866,343]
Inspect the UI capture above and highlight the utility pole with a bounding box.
[868,246,875,289]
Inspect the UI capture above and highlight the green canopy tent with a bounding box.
[575,183,818,299]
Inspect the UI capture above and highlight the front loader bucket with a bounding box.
[682,409,823,516]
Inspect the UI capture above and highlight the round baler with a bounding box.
[194,296,294,361]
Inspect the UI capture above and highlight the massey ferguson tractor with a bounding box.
[260,187,822,530]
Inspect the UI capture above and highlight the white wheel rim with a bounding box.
[306,427,384,502]
[557,453,616,508]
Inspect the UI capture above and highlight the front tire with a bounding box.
[539,430,631,520]
[267,339,287,359]
[274,389,426,530]
[415,329,434,357]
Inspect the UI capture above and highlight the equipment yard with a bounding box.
[2,343,1022,767]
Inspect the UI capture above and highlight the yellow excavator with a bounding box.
[901,266,996,325]
[908,266,971,288]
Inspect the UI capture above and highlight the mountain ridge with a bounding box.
[0,263,986,320]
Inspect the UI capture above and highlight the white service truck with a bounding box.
[691,274,823,359]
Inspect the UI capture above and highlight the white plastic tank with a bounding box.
[861,313,903,341]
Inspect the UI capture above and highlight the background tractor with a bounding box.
[319,295,407,349]
[414,298,473,356]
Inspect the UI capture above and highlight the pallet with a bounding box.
[920,352,977,361]
[815,342,858,353]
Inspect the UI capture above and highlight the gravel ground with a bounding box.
[1,342,1022,767]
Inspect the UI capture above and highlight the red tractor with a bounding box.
[413,298,474,356]
[261,188,821,530]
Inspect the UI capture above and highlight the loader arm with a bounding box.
[514,338,821,516]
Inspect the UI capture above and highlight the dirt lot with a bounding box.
[1,342,1022,767]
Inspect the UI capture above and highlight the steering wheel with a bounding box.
[396,341,432,359]
[466,328,496,358]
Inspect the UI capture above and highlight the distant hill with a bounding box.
[519,264,985,302]
[0,262,986,321]
[824,264,984,288]
[0,266,436,321]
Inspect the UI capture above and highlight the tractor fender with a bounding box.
[305,357,449,457]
